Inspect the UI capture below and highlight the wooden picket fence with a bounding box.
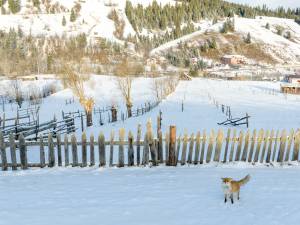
[0,126,300,171]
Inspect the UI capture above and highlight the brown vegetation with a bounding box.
[59,66,94,127]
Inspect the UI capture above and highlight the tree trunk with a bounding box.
[127,104,132,118]
[86,110,93,127]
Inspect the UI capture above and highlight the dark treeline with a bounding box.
[125,0,300,32]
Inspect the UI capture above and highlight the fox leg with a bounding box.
[230,194,234,204]
[238,191,240,200]
[224,194,227,203]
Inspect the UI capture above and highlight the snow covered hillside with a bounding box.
[0,0,178,41]
[1,166,300,225]
[0,0,300,66]
[151,16,300,64]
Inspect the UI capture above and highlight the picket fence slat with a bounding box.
[293,130,300,161]
[266,130,274,163]
[223,129,231,162]
[181,133,188,165]
[229,129,237,162]
[248,129,257,163]
[9,133,17,170]
[90,134,95,166]
[193,132,201,164]
[64,134,69,166]
[277,130,287,163]
[272,130,280,162]
[206,130,215,163]
[241,130,250,162]
[235,131,244,161]
[199,130,206,164]
[285,129,294,162]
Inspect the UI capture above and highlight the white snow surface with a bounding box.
[1,165,300,225]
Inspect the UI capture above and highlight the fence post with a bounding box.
[277,129,287,163]
[248,129,257,163]
[19,133,28,170]
[109,131,114,167]
[235,131,244,161]
[147,122,157,166]
[254,129,264,163]
[90,134,95,166]
[136,124,141,166]
[9,133,17,170]
[165,132,169,165]
[223,129,231,162]
[64,134,69,167]
[168,126,176,166]
[176,135,181,164]
[266,130,274,163]
[241,130,250,161]
[118,129,125,167]
[293,130,300,161]
[181,132,188,165]
[128,131,134,167]
[158,130,163,164]
[39,135,45,168]
[99,132,106,167]
[81,113,84,132]
[48,133,55,167]
[200,130,206,164]
[82,132,87,167]
[193,132,201,164]
[229,129,237,162]
[187,133,195,164]
[260,130,270,163]
[57,133,62,167]
[206,129,215,163]
[285,129,294,162]
[0,132,8,171]
[71,134,78,167]
[272,130,280,162]
[2,112,5,130]
[141,133,148,166]
[214,129,224,162]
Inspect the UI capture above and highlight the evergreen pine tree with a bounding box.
[285,31,291,39]
[33,0,40,7]
[245,32,251,44]
[70,9,76,22]
[62,15,66,26]
[8,0,20,14]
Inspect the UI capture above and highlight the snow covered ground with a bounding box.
[1,165,300,225]
[1,76,300,139]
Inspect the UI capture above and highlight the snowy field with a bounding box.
[1,76,300,225]
[1,76,300,139]
[1,165,300,225]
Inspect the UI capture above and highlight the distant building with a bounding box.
[281,75,300,95]
[221,55,246,65]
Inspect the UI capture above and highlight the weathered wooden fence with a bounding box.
[0,126,300,171]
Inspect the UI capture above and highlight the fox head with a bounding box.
[221,178,233,184]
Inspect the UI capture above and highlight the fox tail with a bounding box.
[238,174,250,186]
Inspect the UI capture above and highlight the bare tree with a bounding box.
[114,58,140,117]
[11,80,24,108]
[151,74,179,102]
[60,66,94,127]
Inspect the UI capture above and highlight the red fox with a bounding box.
[221,174,250,204]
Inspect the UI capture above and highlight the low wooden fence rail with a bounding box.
[0,126,300,171]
